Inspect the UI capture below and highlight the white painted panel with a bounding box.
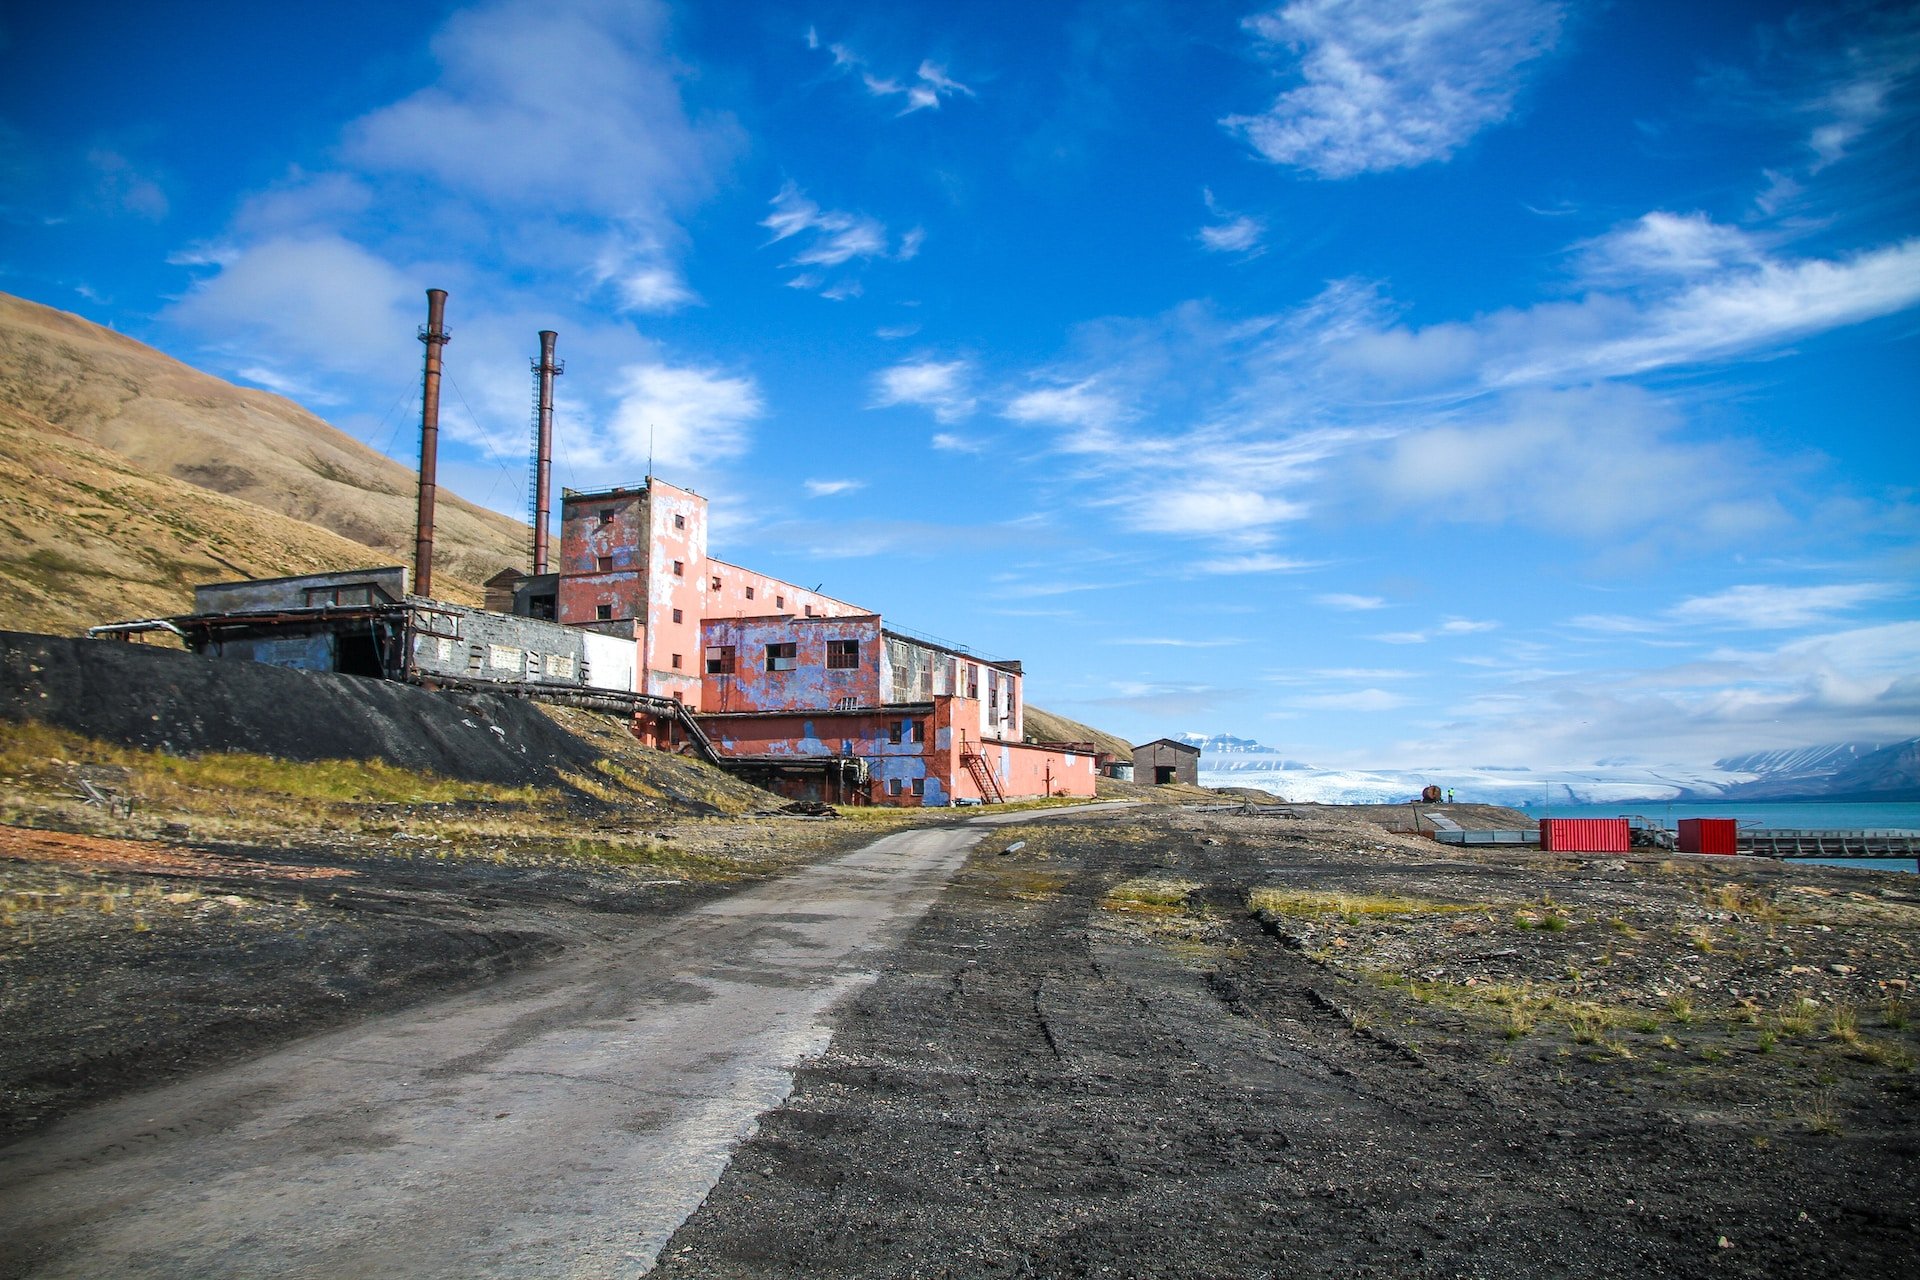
[582,630,637,692]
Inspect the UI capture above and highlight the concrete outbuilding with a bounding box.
[1134,737,1200,786]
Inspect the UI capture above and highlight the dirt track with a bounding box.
[653,807,1919,1278]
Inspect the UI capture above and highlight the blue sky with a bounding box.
[4,0,1917,769]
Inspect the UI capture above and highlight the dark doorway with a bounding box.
[1155,765,1176,785]
[335,631,383,679]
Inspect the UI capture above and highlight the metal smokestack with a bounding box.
[530,329,563,575]
[414,288,450,598]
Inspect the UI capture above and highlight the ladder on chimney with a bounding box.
[960,748,1004,804]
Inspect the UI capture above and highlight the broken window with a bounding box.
[596,555,613,573]
[913,719,927,744]
[765,642,797,672]
[826,639,859,669]
[745,586,755,600]
[804,604,814,616]
[889,722,903,745]
[888,779,904,797]
[710,575,722,590]
[705,645,736,675]
[670,653,683,670]
[598,507,614,523]
[673,513,685,529]
[671,607,683,623]
[776,594,785,609]
[911,778,925,797]
[673,560,685,576]
[596,604,613,621]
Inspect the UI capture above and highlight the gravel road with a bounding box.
[0,808,1120,1278]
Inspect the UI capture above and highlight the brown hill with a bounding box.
[0,291,527,601]
[1023,705,1133,763]
[0,403,414,634]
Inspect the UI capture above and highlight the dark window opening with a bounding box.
[710,575,722,590]
[671,653,684,670]
[334,631,382,679]
[889,722,903,745]
[826,639,859,669]
[598,507,614,523]
[596,604,613,621]
[765,642,797,672]
[911,778,925,797]
[776,594,785,609]
[745,586,755,600]
[673,513,685,529]
[804,605,815,617]
[705,645,736,675]
[888,779,904,797]
[596,555,613,573]
[914,719,927,743]
[1155,766,1176,785]
[673,560,685,577]
[527,593,556,620]
[671,607,683,623]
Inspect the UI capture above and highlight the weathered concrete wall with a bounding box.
[557,488,648,627]
[640,480,706,704]
[193,567,408,614]
[706,559,864,627]
[701,705,941,806]
[699,615,884,713]
[408,602,634,692]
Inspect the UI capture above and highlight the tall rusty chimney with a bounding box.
[530,329,563,575]
[414,288,450,599]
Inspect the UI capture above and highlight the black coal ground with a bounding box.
[652,811,1918,1279]
[0,631,613,791]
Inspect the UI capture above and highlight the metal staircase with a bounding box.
[960,748,1004,804]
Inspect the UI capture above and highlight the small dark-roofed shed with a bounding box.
[1134,737,1200,786]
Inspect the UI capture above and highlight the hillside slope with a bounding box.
[0,291,527,592]
[1024,706,1133,763]
[0,404,423,634]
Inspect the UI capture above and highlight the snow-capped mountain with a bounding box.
[1190,735,1920,805]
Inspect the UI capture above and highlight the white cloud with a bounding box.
[804,478,865,497]
[589,231,698,313]
[1317,593,1386,610]
[164,234,417,376]
[606,361,762,470]
[341,0,733,222]
[1391,622,1920,767]
[1001,378,1128,451]
[1671,583,1903,630]
[870,359,977,422]
[1140,488,1307,536]
[1198,188,1265,255]
[1197,553,1319,575]
[810,35,976,115]
[762,184,918,294]
[1199,216,1265,254]
[931,431,982,453]
[1223,0,1565,177]
[1575,211,1763,284]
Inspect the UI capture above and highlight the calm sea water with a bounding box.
[1531,800,1920,874]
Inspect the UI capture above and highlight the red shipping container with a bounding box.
[1538,818,1630,853]
[1677,818,1738,856]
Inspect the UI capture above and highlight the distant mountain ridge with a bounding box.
[1187,732,1920,804]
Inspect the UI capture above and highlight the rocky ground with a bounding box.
[652,804,1919,1278]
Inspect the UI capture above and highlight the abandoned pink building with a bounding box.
[483,477,1096,807]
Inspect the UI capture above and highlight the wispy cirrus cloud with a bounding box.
[806,28,975,115]
[804,477,865,497]
[1223,0,1566,178]
[1317,593,1387,610]
[606,361,763,470]
[1575,582,1905,635]
[870,358,977,422]
[1198,188,1264,255]
[763,183,921,296]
